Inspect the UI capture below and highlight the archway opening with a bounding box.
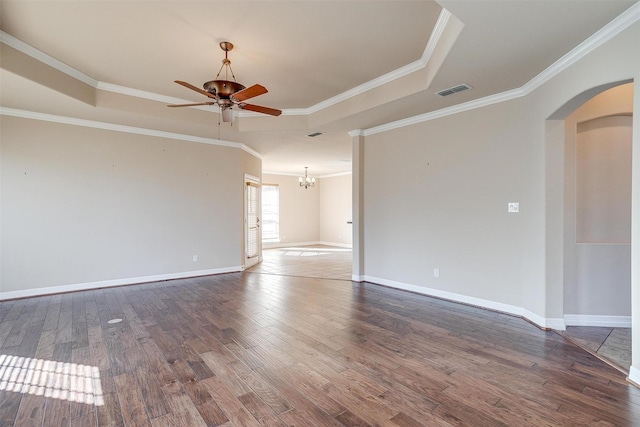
[547,80,634,373]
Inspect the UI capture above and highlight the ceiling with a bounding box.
[1,0,637,176]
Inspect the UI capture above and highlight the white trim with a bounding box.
[523,310,566,331]
[0,9,453,118]
[3,4,638,129]
[355,2,640,137]
[363,88,523,136]
[239,144,263,159]
[319,171,352,179]
[0,30,98,87]
[364,275,523,316]
[263,170,352,179]
[0,267,242,301]
[297,9,452,115]
[244,173,261,184]
[564,314,632,328]
[352,275,365,282]
[521,1,640,95]
[629,366,640,387]
[362,275,564,330]
[97,81,215,112]
[0,107,263,159]
[262,171,306,177]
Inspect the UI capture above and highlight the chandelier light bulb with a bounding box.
[299,167,315,189]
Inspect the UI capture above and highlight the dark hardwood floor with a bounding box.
[1,271,639,426]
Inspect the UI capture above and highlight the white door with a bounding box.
[244,175,261,269]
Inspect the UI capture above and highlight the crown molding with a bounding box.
[95,9,452,117]
[521,1,640,95]
[96,82,216,112]
[0,30,98,88]
[263,171,300,177]
[0,8,453,118]
[363,87,524,136]
[3,3,638,137]
[299,9,452,115]
[263,170,352,179]
[320,171,352,178]
[357,2,640,137]
[239,144,263,160]
[0,107,263,159]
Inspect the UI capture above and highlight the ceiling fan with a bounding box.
[168,41,282,122]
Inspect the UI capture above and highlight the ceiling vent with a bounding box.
[435,84,472,97]
[307,132,324,137]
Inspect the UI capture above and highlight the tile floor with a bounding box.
[560,326,631,373]
[248,245,352,280]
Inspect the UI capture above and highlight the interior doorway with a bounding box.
[554,82,634,373]
[244,174,262,269]
[253,172,353,281]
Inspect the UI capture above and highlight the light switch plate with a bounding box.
[508,202,519,213]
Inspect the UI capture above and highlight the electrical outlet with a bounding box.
[193,255,198,262]
[508,202,519,213]
[434,268,440,278]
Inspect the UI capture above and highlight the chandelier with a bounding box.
[299,167,315,189]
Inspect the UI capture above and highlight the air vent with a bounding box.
[435,84,472,97]
[307,132,324,138]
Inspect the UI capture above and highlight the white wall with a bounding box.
[576,116,632,244]
[563,86,634,319]
[262,173,319,246]
[1,116,259,298]
[359,20,639,329]
[363,97,541,310]
[262,173,352,247]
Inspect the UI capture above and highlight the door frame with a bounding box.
[243,174,262,269]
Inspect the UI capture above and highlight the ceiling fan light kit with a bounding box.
[168,41,282,122]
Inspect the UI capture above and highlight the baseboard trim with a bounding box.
[564,314,632,328]
[523,309,566,331]
[629,366,640,388]
[361,275,564,330]
[317,241,353,249]
[0,266,242,301]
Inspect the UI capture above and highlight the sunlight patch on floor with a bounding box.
[282,251,330,257]
[279,246,351,252]
[0,354,104,405]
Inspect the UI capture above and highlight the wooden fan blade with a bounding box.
[231,84,268,102]
[167,102,216,107]
[239,103,282,116]
[174,80,217,99]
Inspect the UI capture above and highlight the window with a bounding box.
[246,182,259,258]
[262,184,279,242]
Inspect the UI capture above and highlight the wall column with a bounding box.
[350,130,365,281]
[629,79,640,386]
[543,119,566,329]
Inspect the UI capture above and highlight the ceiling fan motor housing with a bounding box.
[203,80,245,99]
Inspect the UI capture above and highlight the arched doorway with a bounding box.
[546,80,634,374]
